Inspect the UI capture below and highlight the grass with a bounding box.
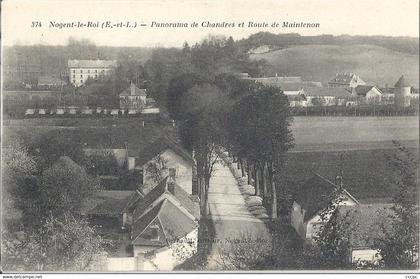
[284,148,418,202]
[251,44,419,87]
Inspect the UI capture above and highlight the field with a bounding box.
[284,148,418,203]
[251,44,419,87]
[291,116,418,152]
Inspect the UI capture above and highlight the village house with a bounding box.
[290,173,359,240]
[328,73,366,89]
[68,59,117,87]
[119,82,148,112]
[352,85,383,104]
[126,172,200,270]
[136,136,196,195]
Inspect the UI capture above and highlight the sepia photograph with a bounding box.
[1,0,419,275]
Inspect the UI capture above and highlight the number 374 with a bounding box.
[31,21,42,27]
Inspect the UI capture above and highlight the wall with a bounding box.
[143,148,193,194]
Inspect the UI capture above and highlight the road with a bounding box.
[206,161,272,270]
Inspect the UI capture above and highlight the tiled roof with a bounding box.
[294,173,357,222]
[328,73,362,85]
[132,200,167,246]
[136,136,194,167]
[68,59,117,68]
[132,176,200,222]
[394,75,410,88]
[119,84,147,96]
[353,85,381,96]
[337,204,394,248]
[132,199,197,246]
[81,190,135,217]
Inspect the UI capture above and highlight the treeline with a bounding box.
[290,103,419,117]
[165,72,293,219]
[237,32,420,55]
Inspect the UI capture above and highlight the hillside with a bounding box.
[250,44,419,87]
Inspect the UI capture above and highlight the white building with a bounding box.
[291,173,359,240]
[68,59,117,87]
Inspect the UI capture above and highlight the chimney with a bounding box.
[130,82,135,96]
[167,168,176,194]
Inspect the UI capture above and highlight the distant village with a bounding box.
[3,57,419,119]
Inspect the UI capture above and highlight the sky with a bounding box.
[2,0,419,47]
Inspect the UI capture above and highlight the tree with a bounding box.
[33,130,87,168]
[2,141,37,227]
[375,141,419,269]
[13,156,100,227]
[228,84,294,218]
[2,214,107,271]
[179,83,230,216]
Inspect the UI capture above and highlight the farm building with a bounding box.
[291,173,359,240]
[352,85,382,104]
[328,73,366,89]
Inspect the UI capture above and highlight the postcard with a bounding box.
[1,0,419,275]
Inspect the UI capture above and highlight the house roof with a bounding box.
[328,73,364,85]
[68,59,117,68]
[131,199,198,246]
[337,204,394,248]
[394,75,410,88]
[353,85,381,96]
[132,200,167,246]
[80,190,135,217]
[136,136,194,167]
[119,84,147,96]
[294,173,358,222]
[131,176,200,222]
[305,87,352,97]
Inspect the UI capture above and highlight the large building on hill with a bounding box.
[68,59,117,87]
[328,73,366,89]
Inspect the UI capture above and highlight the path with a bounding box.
[206,161,272,270]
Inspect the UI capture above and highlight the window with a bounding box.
[80,70,83,73]
[95,69,97,73]
[73,70,75,73]
[80,75,83,78]
[80,80,83,83]
[73,75,75,78]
